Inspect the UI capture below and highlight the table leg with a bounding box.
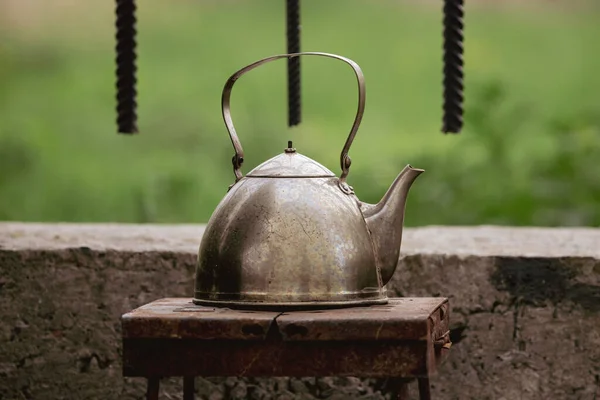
[146,377,159,400]
[418,377,431,400]
[389,378,410,400]
[183,376,195,400]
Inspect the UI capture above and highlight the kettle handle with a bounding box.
[222,52,365,190]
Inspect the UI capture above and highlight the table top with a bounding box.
[122,297,449,342]
[122,297,451,378]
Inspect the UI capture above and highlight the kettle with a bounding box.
[194,52,423,309]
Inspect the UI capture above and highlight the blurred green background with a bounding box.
[1,0,599,226]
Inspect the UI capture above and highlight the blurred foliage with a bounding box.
[0,0,599,226]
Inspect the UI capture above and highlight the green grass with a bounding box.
[1,0,599,226]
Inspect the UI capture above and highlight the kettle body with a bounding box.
[193,52,422,309]
[194,151,385,308]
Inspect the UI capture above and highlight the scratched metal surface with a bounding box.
[122,339,430,378]
[122,297,450,377]
[121,298,279,340]
[122,297,448,342]
[276,298,448,341]
[194,174,384,307]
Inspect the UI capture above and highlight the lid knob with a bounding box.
[285,140,296,153]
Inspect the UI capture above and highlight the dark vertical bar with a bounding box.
[418,377,432,400]
[392,380,410,400]
[115,0,139,134]
[146,377,159,400]
[286,0,301,127]
[442,0,464,134]
[183,376,195,400]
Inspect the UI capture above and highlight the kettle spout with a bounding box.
[360,165,424,287]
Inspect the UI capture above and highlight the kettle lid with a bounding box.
[246,141,335,178]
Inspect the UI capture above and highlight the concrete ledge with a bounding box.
[3,223,600,257]
[1,223,599,399]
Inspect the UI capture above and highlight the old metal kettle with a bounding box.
[194,52,423,309]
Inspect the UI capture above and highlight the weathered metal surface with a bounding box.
[388,379,411,400]
[146,377,159,400]
[183,376,195,400]
[194,52,423,309]
[194,173,385,308]
[246,149,335,177]
[122,298,448,341]
[286,0,301,127]
[122,297,450,379]
[418,377,432,399]
[121,298,279,340]
[442,0,465,134]
[123,339,428,378]
[221,53,364,187]
[115,0,138,134]
[276,298,449,341]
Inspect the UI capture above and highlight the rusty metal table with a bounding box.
[121,297,451,400]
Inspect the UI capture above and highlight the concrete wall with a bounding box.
[1,223,599,399]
